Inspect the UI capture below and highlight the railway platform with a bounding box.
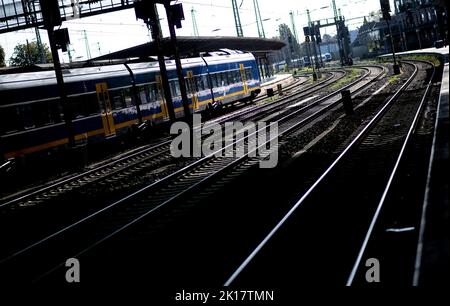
[260,73,298,97]
[414,57,449,286]
[380,46,449,62]
[260,73,295,89]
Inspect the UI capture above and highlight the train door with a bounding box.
[95,82,116,137]
[156,75,169,119]
[239,63,249,94]
[186,71,199,111]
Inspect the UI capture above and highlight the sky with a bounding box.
[0,0,385,64]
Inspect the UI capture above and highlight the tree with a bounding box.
[0,45,5,67]
[277,23,301,64]
[9,42,52,67]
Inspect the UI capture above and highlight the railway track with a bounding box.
[0,70,348,221]
[0,65,386,284]
[0,69,347,258]
[0,71,335,208]
[0,73,342,237]
[223,60,437,286]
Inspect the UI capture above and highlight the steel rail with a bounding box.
[224,62,417,286]
[346,60,436,286]
[0,70,342,209]
[0,66,383,267]
[31,66,386,281]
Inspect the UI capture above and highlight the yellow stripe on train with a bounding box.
[4,88,260,158]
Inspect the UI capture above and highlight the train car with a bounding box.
[0,49,261,163]
[322,53,332,62]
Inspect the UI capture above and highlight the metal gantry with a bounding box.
[0,0,136,34]
[289,10,298,43]
[253,0,265,38]
[191,6,199,37]
[82,29,91,60]
[231,0,243,37]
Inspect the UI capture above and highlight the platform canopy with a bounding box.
[0,36,286,74]
[94,36,286,60]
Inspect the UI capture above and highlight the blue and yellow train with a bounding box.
[0,49,261,161]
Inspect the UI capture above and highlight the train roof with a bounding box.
[0,51,255,91]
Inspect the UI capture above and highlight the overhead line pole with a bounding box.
[191,7,199,36]
[332,0,345,66]
[164,1,192,122]
[253,0,265,38]
[289,11,298,43]
[231,0,244,37]
[307,9,320,77]
[39,0,75,147]
[289,10,299,58]
[380,0,400,74]
[144,3,176,122]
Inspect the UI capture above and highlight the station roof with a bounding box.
[0,36,285,75]
[94,36,286,60]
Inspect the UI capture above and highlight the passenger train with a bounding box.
[0,49,261,162]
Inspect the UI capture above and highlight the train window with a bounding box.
[0,106,22,134]
[223,72,229,86]
[203,75,210,89]
[123,88,134,108]
[195,76,203,91]
[148,83,158,102]
[20,105,34,129]
[31,102,45,127]
[110,89,125,109]
[229,71,235,83]
[138,86,148,104]
[237,70,242,82]
[69,96,85,118]
[245,69,253,81]
[169,81,175,97]
[86,94,100,114]
[186,76,198,93]
[231,70,238,83]
[49,100,62,122]
[171,81,181,97]
[73,94,95,116]
[237,70,244,82]
[191,77,199,92]
[31,100,61,127]
[217,73,224,86]
[209,74,216,88]
[184,77,192,93]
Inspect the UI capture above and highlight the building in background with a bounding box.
[352,0,448,58]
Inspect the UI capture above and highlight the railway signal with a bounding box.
[164,2,193,123]
[134,1,191,123]
[39,0,75,147]
[134,0,176,122]
[380,0,400,74]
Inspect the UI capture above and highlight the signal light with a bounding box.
[134,0,150,21]
[54,28,70,52]
[169,3,185,29]
[40,0,62,29]
[303,26,311,37]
